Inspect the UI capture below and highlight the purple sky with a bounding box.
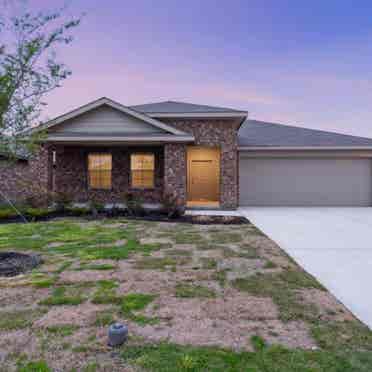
[25,0,372,137]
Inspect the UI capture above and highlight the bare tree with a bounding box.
[0,1,81,157]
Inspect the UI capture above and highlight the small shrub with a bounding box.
[53,191,72,212]
[122,191,145,216]
[161,192,185,219]
[90,199,104,218]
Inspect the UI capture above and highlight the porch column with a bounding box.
[163,143,187,205]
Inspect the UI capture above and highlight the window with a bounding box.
[88,153,112,189]
[131,153,155,188]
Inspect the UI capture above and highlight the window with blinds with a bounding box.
[131,153,155,188]
[88,153,112,189]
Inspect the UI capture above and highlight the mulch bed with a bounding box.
[0,210,249,225]
[0,252,43,277]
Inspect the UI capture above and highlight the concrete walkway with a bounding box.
[239,207,372,328]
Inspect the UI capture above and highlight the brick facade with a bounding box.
[161,118,240,209]
[163,143,187,205]
[0,145,51,203]
[0,119,240,209]
[52,145,164,204]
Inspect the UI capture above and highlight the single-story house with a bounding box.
[2,96,372,209]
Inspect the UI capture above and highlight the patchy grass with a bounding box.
[311,320,372,352]
[0,220,160,260]
[0,309,43,331]
[91,280,121,305]
[39,286,85,306]
[174,233,205,244]
[94,309,117,327]
[74,263,116,271]
[45,324,79,337]
[212,269,228,287]
[238,244,260,258]
[120,342,369,372]
[17,359,51,372]
[264,260,278,269]
[165,249,193,257]
[120,293,158,325]
[175,283,216,298]
[1,218,372,370]
[134,257,180,270]
[232,270,324,321]
[200,257,217,269]
[29,273,57,288]
[54,261,74,274]
[210,232,243,244]
[121,293,156,313]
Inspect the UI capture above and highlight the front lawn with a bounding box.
[0,218,371,371]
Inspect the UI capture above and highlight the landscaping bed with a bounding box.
[0,218,371,371]
[0,205,248,225]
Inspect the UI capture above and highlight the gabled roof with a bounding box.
[239,119,372,149]
[130,100,247,118]
[33,97,190,136]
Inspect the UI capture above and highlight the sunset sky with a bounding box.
[18,0,372,137]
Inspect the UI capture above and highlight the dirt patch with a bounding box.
[130,291,315,351]
[219,258,266,280]
[298,288,356,322]
[0,286,50,309]
[34,303,109,328]
[59,270,117,283]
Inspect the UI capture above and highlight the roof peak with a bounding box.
[130,100,247,114]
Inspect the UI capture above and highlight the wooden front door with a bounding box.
[187,146,220,203]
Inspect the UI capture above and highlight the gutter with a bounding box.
[46,135,195,143]
[238,146,372,151]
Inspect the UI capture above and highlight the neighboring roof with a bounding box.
[238,119,372,149]
[130,101,247,118]
[32,97,190,137]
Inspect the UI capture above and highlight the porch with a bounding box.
[45,144,222,208]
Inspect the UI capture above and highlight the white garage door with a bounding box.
[239,156,372,206]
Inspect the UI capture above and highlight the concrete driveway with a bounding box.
[239,207,372,328]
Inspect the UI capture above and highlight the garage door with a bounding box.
[239,156,372,206]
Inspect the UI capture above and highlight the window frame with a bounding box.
[87,152,113,190]
[130,152,155,190]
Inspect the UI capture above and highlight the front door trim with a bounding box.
[187,146,220,206]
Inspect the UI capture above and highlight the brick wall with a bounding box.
[163,143,187,205]
[52,146,164,204]
[161,118,240,209]
[0,120,240,209]
[0,158,31,203]
[0,144,51,203]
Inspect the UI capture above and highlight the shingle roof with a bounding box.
[130,100,245,114]
[238,119,372,148]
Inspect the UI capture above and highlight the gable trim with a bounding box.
[146,112,248,118]
[33,97,189,136]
